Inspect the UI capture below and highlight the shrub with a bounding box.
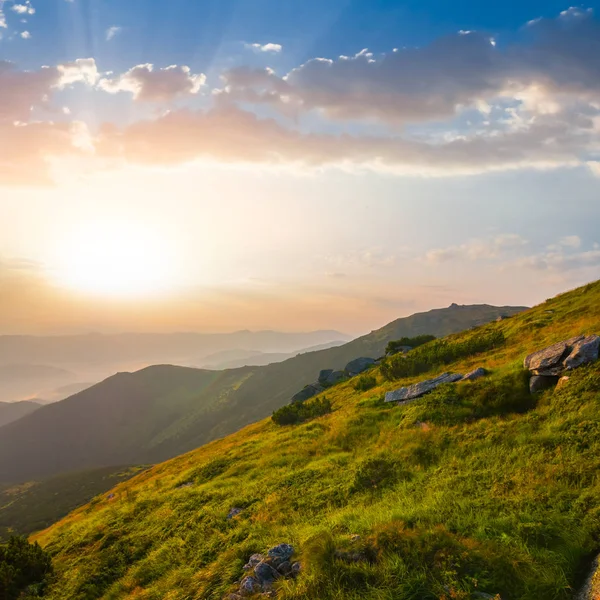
[0,536,53,599]
[385,335,436,356]
[353,374,377,392]
[272,397,332,426]
[381,330,505,380]
[351,456,406,493]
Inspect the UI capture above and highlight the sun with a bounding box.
[54,221,176,298]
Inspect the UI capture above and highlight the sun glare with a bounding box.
[54,222,176,298]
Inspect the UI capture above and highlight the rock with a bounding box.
[176,482,193,490]
[227,507,243,520]
[564,335,600,370]
[556,376,570,389]
[318,369,333,385]
[254,561,279,585]
[291,562,302,576]
[577,554,600,600]
[345,357,376,376]
[291,384,323,403]
[461,367,487,381]
[324,370,345,386]
[384,372,463,403]
[268,543,294,563]
[276,561,292,576]
[529,375,559,394]
[239,576,261,596]
[243,554,265,570]
[524,339,573,372]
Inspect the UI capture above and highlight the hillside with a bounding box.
[0,466,144,541]
[0,303,522,485]
[33,282,600,600]
[0,401,41,428]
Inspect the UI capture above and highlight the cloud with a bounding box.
[222,9,600,125]
[588,161,600,177]
[99,64,205,102]
[12,2,34,15]
[512,247,600,272]
[424,234,528,264]
[105,25,121,41]
[245,42,282,53]
[56,58,99,86]
[20,30,30,38]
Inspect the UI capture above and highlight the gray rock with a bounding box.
[529,375,559,394]
[461,367,487,381]
[577,554,600,600]
[524,339,573,372]
[318,369,333,385]
[243,554,265,570]
[385,372,463,403]
[227,507,243,520]
[291,384,323,403]
[276,561,292,576]
[268,543,294,563]
[345,357,376,376]
[291,562,302,575]
[254,561,279,584]
[564,335,600,370]
[324,370,345,386]
[239,576,261,596]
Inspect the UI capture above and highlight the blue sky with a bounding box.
[0,0,599,334]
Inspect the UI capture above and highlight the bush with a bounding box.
[351,456,406,493]
[272,397,332,426]
[0,536,53,599]
[385,335,436,356]
[353,374,377,392]
[381,330,505,380]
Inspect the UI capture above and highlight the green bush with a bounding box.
[0,536,53,599]
[351,456,406,493]
[381,330,505,380]
[353,374,377,392]
[385,335,436,356]
[272,397,332,426]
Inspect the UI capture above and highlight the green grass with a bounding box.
[34,280,600,599]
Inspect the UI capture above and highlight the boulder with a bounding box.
[318,369,333,385]
[291,384,323,403]
[523,339,574,373]
[254,561,279,585]
[239,576,261,596]
[291,562,302,576]
[324,370,345,386]
[276,561,292,576]
[243,554,265,570]
[345,357,376,376]
[268,543,294,563]
[529,375,559,394]
[385,372,463,404]
[461,367,487,381]
[556,376,570,389]
[564,335,600,370]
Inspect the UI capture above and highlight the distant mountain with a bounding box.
[0,303,525,484]
[0,401,41,428]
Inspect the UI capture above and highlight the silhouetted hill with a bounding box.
[0,401,41,428]
[0,303,524,484]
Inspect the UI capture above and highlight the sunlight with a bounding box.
[54,221,176,298]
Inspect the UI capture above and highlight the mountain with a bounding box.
[0,303,523,484]
[0,365,75,404]
[0,401,41,428]
[0,466,144,541]
[34,280,600,600]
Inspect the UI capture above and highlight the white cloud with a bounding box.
[424,234,528,264]
[20,30,30,38]
[99,64,205,102]
[12,2,34,15]
[57,58,99,87]
[245,42,282,53]
[559,235,582,249]
[105,25,121,41]
[588,161,600,177]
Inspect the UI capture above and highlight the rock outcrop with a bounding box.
[461,367,487,381]
[345,357,376,376]
[385,372,463,404]
[524,334,599,392]
[291,384,324,403]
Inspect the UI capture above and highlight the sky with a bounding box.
[1,0,600,335]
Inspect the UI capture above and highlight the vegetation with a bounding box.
[352,374,377,392]
[29,280,600,599]
[272,397,332,426]
[0,304,521,486]
[0,467,144,541]
[385,334,436,356]
[380,330,505,380]
[0,536,53,599]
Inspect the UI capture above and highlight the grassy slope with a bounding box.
[0,304,522,485]
[0,400,40,428]
[0,466,145,541]
[33,281,600,600]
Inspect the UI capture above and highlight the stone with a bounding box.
[239,576,261,596]
[318,369,333,385]
[227,507,243,520]
[243,554,265,570]
[529,375,559,394]
[324,370,345,386]
[344,357,376,376]
[524,339,573,372]
[556,376,570,389]
[564,335,600,370]
[268,543,294,563]
[276,561,292,576]
[577,554,600,600]
[254,561,279,584]
[291,384,323,403]
[461,367,487,381]
[291,562,302,576]
[384,372,463,403]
